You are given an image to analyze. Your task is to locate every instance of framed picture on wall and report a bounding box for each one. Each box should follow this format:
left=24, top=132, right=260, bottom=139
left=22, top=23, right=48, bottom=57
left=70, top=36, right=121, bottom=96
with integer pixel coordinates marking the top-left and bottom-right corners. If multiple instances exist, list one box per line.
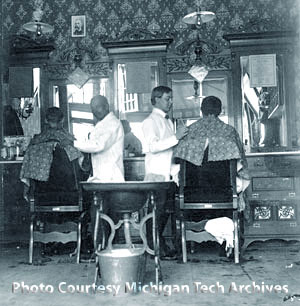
left=71, top=15, right=86, bottom=37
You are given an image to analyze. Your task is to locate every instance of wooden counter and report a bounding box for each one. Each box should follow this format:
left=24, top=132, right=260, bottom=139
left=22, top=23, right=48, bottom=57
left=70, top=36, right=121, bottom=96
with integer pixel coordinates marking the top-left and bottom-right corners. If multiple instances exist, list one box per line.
left=243, top=152, right=300, bottom=250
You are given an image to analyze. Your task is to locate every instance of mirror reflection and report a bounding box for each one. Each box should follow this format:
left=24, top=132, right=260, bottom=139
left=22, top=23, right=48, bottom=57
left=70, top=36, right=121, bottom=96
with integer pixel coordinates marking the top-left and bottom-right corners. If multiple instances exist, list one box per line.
left=241, top=55, right=287, bottom=151
left=53, top=77, right=109, bottom=142
left=116, top=61, right=159, bottom=149
left=171, top=75, right=229, bottom=123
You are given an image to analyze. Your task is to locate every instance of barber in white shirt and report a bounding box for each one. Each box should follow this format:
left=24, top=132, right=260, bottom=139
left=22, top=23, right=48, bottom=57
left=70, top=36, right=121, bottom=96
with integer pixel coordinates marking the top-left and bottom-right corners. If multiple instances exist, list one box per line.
left=75, top=95, right=124, bottom=183
left=142, top=86, right=188, bottom=259
left=75, top=95, right=124, bottom=252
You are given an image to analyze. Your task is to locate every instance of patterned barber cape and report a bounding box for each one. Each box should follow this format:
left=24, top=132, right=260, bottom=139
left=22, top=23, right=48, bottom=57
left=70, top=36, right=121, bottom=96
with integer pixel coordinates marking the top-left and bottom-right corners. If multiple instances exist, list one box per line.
left=173, top=116, right=244, bottom=166
left=20, top=129, right=82, bottom=183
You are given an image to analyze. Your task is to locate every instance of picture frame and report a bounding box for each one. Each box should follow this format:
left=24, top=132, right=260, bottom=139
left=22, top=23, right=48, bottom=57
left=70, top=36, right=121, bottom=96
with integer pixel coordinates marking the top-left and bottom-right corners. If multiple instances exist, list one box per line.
left=71, top=15, right=86, bottom=37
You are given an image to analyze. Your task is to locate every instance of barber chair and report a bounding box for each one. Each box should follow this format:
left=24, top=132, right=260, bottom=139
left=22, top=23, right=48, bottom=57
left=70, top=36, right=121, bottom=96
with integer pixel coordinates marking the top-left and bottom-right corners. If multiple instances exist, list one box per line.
left=28, top=145, right=85, bottom=264
left=177, top=156, right=240, bottom=264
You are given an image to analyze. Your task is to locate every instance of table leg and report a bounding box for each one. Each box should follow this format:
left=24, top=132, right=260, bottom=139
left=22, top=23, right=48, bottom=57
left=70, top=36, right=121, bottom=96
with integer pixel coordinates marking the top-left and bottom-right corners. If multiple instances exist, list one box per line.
left=151, top=192, right=162, bottom=287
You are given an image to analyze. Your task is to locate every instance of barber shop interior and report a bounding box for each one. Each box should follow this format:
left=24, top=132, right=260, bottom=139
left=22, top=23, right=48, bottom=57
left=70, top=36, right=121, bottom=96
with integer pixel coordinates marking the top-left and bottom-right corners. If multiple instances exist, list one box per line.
left=1, top=0, right=300, bottom=305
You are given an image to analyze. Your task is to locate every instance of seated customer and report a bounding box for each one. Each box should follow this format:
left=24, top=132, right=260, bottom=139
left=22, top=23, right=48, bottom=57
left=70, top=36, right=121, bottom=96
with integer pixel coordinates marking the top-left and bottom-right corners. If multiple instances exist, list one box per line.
left=20, top=107, right=82, bottom=195
left=173, top=95, right=247, bottom=186
left=173, top=96, right=250, bottom=253
left=20, top=107, right=84, bottom=256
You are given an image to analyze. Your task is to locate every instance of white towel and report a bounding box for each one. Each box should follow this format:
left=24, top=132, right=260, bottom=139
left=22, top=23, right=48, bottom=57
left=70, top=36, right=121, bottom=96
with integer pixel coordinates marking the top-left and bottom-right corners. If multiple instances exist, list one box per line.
left=204, top=217, right=234, bottom=250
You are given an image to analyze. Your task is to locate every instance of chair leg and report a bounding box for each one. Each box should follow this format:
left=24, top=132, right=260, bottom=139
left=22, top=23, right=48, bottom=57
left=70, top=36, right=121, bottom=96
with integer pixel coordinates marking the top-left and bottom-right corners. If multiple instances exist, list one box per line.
left=94, top=255, right=100, bottom=285
left=190, top=241, right=195, bottom=254
left=181, top=220, right=187, bottom=263
left=170, top=209, right=177, bottom=247
left=76, top=219, right=82, bottom=264
left=153, top=205, right=162, bottom=287
left=94, top=208, right=100, bottom=251
left=29, top=215, right=35, bottom=264
left=233, top=210, right=239, bottom=264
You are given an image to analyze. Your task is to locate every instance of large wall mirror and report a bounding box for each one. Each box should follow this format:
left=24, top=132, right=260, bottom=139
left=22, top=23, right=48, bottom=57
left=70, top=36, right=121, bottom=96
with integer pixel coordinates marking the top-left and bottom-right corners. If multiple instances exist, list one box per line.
left=169, top=70, right=233, bottom=126
left=241, top=54, right=287, bottom=151
left=224, top=31, right=296, bottom=153
left=2, top=67, right=41, bottom=157
left=103, top=38, right=172, bottom=152
left=113, top=59, right=160, bottom=147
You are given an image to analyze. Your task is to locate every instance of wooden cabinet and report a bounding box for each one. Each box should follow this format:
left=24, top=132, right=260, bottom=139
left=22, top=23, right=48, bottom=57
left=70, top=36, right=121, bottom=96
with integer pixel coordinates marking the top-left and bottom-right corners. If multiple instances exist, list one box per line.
left=224, top=31, right=300, bottom=249
left=243, top=153, right=300, bottom=249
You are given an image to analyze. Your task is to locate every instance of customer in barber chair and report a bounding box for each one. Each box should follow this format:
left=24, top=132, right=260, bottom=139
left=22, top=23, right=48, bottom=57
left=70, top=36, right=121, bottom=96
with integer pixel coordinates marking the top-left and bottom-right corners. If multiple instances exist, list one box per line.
left=20, top=107, right=84, bottom=255
left=173, top=96, right=250, bottom=256
left=21, top=107, right=83, bottom=196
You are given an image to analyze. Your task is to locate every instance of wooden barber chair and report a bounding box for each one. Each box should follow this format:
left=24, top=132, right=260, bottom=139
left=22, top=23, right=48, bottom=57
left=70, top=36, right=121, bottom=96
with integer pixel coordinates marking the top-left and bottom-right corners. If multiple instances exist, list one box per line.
left=28, top=145, right=85, bottom=264
left=177, top=152, right=240, bottom=264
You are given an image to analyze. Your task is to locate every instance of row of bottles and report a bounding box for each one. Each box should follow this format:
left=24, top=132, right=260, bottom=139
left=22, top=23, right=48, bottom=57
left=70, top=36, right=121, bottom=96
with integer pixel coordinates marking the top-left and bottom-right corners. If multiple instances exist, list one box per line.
left=0, top=140, right=22, bottom=160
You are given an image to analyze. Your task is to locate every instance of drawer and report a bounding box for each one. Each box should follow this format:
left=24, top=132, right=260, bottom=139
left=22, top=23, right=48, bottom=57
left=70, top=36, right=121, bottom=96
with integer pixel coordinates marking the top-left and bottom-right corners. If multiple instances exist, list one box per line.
left=250, top=201, right=297, bottom=221
left=247, top=157, right=268, bottom=171
left=252, top=177, right=294, bottom=191
left=244, top=220, right=299, bottom=235
left=245, top=200, right=300, bottom=236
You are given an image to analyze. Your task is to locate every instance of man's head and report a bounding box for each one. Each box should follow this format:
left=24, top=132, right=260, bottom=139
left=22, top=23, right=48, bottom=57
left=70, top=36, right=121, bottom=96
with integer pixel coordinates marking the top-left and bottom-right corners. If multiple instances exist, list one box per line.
left=151, top=86, right=173, bottom=113
left=201, top=96, right=222, bottom=117
left=74, top=18, right=82, bottom=32
left=90, top=95, right=109, bottom=122
left=45, top=107, right=64, bottom=129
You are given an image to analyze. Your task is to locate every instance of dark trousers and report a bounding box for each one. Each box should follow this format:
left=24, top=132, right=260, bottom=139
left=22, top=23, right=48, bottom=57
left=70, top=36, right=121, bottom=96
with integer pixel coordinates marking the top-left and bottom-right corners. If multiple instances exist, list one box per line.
left=147, top=189, right=174, bottom=251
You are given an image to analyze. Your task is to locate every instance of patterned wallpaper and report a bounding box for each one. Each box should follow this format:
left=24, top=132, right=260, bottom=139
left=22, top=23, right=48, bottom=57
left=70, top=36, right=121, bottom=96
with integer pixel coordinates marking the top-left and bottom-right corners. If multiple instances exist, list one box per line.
left=2, top=0, right=299, bottom=64
left=1, top=0, right=300, bottom=135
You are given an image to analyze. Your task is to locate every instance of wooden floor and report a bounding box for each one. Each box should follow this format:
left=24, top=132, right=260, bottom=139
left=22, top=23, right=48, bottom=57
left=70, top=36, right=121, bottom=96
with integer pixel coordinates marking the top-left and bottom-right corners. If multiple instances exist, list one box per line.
left=1, top=237, right=300, bottom=306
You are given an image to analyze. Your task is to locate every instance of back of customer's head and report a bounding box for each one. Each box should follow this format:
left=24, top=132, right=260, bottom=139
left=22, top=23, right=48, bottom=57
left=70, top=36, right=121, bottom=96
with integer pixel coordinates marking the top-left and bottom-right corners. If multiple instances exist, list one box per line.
left=46, top=107, right=64, bottom=129
left=201, top=96, right=222, bottom=117
left=90, top=95, right=109, bottom=121
left=151, top=85, right=172, bottom=105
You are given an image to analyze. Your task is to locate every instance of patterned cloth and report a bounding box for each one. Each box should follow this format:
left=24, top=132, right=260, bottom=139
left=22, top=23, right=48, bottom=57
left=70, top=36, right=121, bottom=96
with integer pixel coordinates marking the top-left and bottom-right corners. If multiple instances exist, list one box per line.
left=20, top=129, right=82, bottom=184
left=173, top=116, right=244, bottom=166
left=173, top=115, right=250, bottom=212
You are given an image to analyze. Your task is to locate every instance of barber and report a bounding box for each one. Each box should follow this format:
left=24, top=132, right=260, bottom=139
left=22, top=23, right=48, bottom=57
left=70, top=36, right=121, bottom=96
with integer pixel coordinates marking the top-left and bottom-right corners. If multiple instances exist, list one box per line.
left=142, top=85, right=188, bottom=260
left=74, top=95, right=124, bottom=251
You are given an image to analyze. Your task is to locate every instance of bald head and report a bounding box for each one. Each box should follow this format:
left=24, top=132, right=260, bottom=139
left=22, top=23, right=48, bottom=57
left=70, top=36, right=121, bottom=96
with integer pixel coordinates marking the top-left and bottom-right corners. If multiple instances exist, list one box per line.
left=90, top=95, right=109, bottom=122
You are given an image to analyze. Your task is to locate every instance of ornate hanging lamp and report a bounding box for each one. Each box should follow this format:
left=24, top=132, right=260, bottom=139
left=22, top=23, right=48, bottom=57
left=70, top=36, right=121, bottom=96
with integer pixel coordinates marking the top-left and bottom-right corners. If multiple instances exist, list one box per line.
left=23, top=0, right=54, bottom=37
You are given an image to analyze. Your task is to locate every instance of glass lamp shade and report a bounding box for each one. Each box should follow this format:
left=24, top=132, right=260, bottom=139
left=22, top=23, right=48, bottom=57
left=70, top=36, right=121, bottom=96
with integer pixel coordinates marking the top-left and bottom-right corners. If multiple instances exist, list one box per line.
left=23, top=21, right=54, bottom=35
left=182, top=11, right=215, bottom=26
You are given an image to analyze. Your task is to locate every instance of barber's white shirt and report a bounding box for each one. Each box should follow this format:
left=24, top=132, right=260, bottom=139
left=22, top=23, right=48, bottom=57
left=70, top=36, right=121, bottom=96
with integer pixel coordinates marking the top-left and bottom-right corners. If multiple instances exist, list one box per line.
left=142, top=108, right=178, bottom=181
left=75, top=112, right=124, bottom=182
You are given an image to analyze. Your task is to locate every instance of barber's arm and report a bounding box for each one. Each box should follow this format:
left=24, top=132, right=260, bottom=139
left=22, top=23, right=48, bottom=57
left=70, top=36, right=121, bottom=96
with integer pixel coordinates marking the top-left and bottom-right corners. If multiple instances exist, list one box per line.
left=74, top=125, right=120, bottom=153
left=142, top=118, right=180, bottom=153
